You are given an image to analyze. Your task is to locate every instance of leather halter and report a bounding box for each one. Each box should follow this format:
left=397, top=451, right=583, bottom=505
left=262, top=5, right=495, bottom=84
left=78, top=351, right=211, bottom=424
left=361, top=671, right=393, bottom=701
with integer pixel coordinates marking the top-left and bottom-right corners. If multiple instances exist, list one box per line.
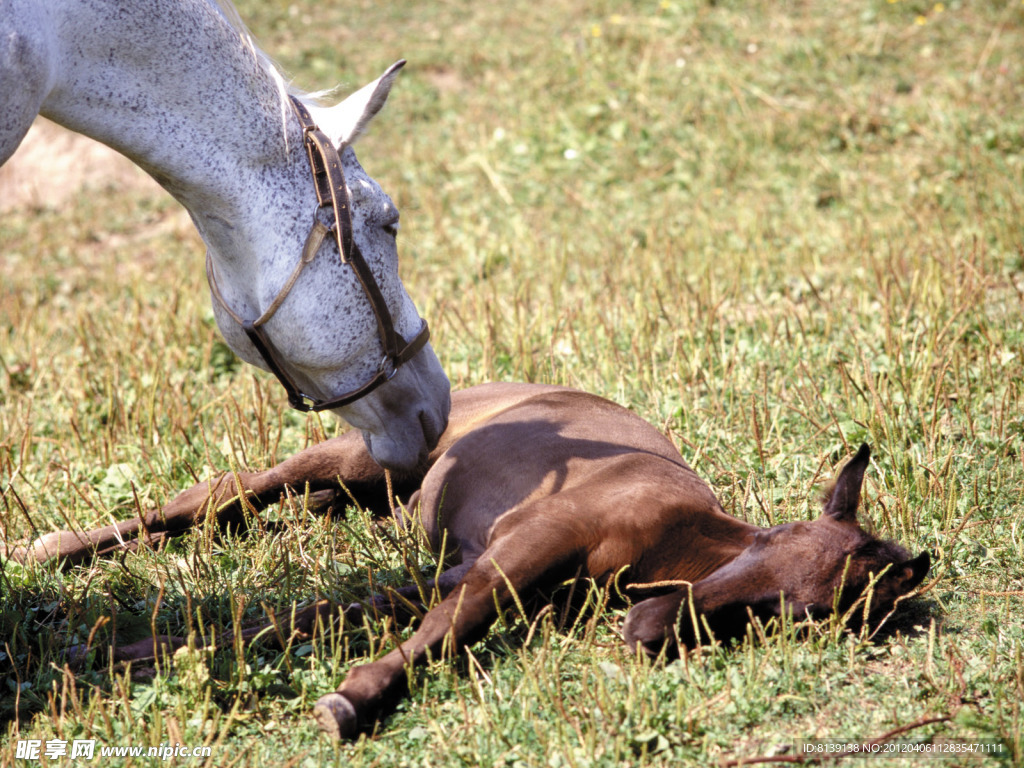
left=206, top=96, right=430, bottom=412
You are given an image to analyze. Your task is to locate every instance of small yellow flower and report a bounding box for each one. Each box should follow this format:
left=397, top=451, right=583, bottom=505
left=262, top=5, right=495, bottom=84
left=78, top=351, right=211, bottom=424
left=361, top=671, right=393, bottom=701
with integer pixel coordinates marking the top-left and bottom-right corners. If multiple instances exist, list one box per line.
left=660, top=0, right=671, bottom=8
left=915, top=14, right=927, bottom=24
left=933, top=2, right=945, bottom=11
left=609, top=14, right=624, bottom=25
left=591, top=24, right=602, bottom=37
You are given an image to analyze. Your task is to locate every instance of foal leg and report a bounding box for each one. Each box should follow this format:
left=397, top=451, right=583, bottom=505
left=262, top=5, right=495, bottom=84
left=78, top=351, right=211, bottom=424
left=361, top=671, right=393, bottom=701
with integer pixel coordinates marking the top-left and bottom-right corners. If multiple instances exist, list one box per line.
left=85, top=599, right=364, bottom=669
left=7, top=430, right=388, bottom=566
left=313, top=507, right=588, bottom=739
left=92, top=564, right=476, bottom=669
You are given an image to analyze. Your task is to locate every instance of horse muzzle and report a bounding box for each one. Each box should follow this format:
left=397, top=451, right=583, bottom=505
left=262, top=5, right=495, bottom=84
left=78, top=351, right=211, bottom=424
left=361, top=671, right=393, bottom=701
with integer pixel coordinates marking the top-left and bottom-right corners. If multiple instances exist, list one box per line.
left=334, top=343, right=450, bottom=472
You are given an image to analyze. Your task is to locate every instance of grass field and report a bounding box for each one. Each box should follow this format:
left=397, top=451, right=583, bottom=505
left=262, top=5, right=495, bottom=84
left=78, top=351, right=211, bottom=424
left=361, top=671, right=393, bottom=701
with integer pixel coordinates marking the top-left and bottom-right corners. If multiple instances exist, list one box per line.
left=2, top=0, right=1023, bottom=764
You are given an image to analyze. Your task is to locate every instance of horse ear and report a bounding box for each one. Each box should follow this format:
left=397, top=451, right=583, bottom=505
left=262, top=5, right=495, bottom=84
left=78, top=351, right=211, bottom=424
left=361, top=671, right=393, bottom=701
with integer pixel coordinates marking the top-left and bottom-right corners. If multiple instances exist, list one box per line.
left=900, top=551, right=931, bottom=590
left=327, top=59, right=406, bottom=146
left=823, top=443, right=871, bottom=523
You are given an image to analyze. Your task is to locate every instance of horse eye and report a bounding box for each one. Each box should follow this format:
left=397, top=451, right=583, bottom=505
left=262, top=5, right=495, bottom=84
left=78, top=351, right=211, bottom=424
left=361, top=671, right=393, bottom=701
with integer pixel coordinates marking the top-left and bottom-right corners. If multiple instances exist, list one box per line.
left=383, top=220, right=399, bottom=239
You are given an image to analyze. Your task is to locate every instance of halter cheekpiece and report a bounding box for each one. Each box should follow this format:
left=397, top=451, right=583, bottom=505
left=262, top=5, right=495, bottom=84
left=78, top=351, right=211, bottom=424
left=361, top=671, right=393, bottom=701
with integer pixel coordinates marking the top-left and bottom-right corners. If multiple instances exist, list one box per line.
left=206, top=96, right=430, bottom=412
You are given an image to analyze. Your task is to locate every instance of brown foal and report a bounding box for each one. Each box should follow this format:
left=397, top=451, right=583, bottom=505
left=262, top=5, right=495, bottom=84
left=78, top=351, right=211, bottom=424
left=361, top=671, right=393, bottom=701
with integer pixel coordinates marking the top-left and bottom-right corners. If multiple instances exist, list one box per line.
left=7, top=383, right=930, bottom=739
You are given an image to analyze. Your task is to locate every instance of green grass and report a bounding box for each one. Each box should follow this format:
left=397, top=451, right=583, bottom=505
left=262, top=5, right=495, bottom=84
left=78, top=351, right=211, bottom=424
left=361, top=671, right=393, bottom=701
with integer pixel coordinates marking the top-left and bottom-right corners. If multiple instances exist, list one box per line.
left=2, top=0, right=1023, bottom=764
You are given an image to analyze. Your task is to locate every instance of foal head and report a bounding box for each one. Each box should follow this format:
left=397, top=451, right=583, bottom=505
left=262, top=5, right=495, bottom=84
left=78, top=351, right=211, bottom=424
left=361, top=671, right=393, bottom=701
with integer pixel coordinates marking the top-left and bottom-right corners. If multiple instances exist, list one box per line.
left=624, top=445, right=930, bottom=657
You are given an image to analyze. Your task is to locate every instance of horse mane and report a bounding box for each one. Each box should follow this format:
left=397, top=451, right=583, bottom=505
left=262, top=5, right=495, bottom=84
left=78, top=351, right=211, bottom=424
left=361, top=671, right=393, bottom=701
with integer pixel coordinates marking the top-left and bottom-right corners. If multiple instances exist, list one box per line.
left=204, top=0, right=392, bottom=149
left=205, top=0, right=335, bottom=148
left=207, top=0, right=337, bottom=104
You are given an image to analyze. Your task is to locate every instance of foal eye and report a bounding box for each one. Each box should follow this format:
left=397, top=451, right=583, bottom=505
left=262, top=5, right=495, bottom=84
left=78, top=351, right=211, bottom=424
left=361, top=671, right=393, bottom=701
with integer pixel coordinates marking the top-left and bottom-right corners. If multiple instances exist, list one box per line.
left=382, top=220, right=400, bottom=239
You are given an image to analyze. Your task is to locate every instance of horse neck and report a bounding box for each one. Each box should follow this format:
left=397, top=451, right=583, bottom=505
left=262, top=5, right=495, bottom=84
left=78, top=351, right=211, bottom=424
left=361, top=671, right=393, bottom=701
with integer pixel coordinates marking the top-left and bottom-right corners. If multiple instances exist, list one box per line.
left=40, top=0, right=302, bottom=222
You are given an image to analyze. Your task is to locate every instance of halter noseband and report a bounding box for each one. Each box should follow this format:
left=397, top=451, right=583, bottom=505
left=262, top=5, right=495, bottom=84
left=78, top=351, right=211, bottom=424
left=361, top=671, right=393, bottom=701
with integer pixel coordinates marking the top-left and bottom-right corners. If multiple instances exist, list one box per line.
left=206, top=96, right=430, bottom=412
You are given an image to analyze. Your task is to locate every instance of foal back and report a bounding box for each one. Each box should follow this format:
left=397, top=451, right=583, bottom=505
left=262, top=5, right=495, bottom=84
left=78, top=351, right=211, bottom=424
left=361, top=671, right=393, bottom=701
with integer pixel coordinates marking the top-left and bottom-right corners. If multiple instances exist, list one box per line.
left=412, top=385, right=737, bottom=580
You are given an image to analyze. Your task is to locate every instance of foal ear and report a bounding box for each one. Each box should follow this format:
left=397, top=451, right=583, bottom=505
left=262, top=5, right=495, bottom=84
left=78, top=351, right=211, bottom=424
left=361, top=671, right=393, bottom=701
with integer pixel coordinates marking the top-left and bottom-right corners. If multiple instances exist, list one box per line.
left=327, top=60, right=406, bottom=146
left=823, top=443, right=871, bottom=523
left=900, top=551, right=931, bottom=591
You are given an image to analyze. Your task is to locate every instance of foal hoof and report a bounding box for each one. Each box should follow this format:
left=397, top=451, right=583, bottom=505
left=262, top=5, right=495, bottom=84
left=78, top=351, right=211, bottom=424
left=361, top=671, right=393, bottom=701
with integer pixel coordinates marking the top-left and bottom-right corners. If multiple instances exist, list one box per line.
left=313, top=692, right=359, bottom=740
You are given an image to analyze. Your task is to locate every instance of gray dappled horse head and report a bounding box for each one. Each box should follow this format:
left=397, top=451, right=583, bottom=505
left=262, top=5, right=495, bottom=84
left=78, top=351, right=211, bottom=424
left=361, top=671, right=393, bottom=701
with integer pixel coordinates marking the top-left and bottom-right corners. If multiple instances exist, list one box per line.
left=0, top=0, right=450, bottom=469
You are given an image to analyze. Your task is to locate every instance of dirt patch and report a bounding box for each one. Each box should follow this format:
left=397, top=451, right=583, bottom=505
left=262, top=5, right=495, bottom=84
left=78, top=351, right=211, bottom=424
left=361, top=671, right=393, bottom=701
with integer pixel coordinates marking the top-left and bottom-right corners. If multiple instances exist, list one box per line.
left=0, top=118, right=164, bottom=214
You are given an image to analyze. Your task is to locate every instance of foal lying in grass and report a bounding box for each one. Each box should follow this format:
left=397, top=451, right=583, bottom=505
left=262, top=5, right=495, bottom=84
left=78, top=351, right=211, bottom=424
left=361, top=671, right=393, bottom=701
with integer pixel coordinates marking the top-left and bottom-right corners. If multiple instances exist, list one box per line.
left=10, top=383, right=930, bottom=739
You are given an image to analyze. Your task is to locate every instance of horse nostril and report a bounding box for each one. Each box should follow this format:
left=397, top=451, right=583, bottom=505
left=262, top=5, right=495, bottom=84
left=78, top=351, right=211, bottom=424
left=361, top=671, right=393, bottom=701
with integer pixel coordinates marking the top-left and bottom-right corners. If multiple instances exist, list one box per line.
left=418, top=409, right=441, bottom=451
left=419, top=391, right=449, bottom=450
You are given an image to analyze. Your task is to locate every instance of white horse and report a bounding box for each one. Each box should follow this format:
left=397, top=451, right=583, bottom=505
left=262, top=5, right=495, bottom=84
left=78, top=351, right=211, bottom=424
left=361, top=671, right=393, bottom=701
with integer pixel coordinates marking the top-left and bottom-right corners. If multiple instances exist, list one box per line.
left=0, top=0, right=450, bottom=471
